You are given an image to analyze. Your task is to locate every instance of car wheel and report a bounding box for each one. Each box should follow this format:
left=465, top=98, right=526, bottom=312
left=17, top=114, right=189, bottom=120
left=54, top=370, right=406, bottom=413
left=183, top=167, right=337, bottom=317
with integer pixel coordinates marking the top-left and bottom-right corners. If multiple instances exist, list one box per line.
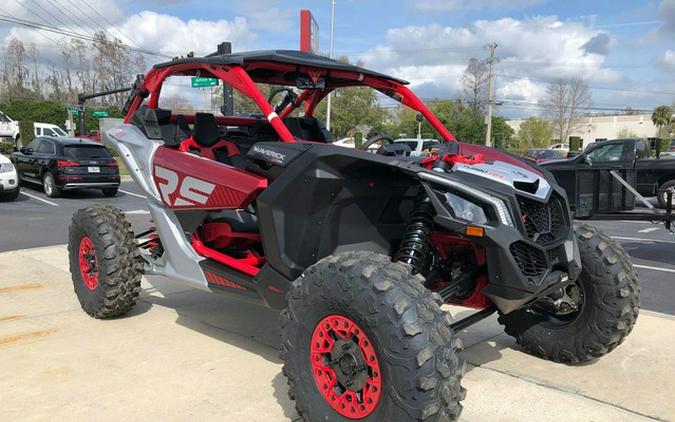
left=657, top=180, right=675, bottom=209
left=102, top=187, right=118, bottom=197
left=42, top=172, right=61, bottom=198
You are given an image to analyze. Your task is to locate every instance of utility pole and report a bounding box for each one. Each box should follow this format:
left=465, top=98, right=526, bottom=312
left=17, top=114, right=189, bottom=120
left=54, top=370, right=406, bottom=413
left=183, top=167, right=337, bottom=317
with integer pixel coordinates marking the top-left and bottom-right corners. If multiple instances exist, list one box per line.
left=326, top=0, right=336, bottom=131
left=484, top=42, right=497, bottom=147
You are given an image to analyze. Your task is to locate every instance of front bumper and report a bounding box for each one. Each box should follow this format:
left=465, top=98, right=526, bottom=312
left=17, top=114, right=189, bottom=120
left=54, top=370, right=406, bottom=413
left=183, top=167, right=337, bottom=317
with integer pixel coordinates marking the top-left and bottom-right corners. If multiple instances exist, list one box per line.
left=56, top=174, right=120, bottom=190
left=0, top=172, right=19, bottom=192
left=424, top=180, right=582, bottom=315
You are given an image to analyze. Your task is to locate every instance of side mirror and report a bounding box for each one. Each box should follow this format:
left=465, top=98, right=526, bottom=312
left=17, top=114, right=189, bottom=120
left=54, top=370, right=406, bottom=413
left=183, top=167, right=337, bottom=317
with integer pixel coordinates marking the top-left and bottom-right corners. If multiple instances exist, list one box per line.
left=22, top=147, right=33, bottom=155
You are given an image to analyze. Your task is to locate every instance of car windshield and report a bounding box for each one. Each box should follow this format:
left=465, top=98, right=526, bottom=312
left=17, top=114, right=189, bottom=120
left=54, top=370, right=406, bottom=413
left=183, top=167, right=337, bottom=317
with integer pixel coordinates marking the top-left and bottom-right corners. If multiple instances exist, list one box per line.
left=52, top=127, right=67, bottom=136
left=64, top=145, right=111, bottom=159
left=537, top=150, right=564, bottom=159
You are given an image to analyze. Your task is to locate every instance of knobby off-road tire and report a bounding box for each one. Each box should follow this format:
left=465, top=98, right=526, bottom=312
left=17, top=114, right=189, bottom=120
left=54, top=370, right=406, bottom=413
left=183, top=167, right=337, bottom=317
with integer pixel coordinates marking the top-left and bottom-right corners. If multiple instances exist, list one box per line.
left=280, top=251, right=465, bottom=422
left=499, top=223, right=640, bottom=363
left=68, top=204, right=143, bottom=318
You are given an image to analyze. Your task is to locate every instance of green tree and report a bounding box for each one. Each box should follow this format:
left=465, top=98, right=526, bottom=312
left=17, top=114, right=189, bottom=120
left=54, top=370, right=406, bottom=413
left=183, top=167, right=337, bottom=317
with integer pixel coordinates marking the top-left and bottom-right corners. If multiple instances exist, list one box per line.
left=491, top=116, right=515, bottom=149
left=314, top=87, right=385, bottom=139
left=652, top=105, right=673, bottom=137
left=617, top=127, right=638, bottom=138
left=517, top=117, right=553, bottom=149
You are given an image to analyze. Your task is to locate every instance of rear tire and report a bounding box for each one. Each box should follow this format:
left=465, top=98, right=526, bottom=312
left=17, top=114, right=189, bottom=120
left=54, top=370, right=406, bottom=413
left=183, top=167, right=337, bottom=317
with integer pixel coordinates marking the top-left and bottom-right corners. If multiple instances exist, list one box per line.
left=499, top=224, right=639, bottom=363
left=657, top=180, right=675, bottom=208
left=281, top=251, right=465, bottom=421
left=68, top=205, right=143, bottom=318
left=42, top=172, right=61, bottom=198
left=102, top=187, right=118, bottom=197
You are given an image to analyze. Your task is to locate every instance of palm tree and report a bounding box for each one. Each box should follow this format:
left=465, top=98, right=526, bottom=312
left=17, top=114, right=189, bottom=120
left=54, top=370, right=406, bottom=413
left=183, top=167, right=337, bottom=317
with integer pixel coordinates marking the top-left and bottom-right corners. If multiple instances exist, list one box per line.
left=652, top=105, right=673, bottom=137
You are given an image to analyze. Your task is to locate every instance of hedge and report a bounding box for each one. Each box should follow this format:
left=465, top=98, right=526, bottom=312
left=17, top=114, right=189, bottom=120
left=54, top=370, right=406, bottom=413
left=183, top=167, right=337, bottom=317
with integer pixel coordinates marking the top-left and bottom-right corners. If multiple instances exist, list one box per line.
left=18, top=121, right=35, bottom=146
left=569, top=136, right=582, bottom=152
left=655, top=138, right=671, bottom=158
left=0, top=140, right=14, bottom=155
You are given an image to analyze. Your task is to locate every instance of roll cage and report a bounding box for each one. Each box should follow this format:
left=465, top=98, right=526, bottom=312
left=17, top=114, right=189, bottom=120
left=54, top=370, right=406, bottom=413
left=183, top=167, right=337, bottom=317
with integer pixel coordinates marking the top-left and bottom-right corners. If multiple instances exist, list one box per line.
left=123, top=50, right=457, bottom=144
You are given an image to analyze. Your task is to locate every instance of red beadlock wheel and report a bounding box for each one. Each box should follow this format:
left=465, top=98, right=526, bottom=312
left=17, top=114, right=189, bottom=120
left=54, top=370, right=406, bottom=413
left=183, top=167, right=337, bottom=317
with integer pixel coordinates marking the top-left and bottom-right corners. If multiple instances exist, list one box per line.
left=78, top=236, right=98, bottom=291
left=310, top=314, right=382, bottom=419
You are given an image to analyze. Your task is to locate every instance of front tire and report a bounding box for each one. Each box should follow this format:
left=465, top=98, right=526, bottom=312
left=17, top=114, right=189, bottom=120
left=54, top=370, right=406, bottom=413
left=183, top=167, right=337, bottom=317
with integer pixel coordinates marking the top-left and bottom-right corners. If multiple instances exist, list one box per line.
left=42, top=172, right=61, bottom=198
left=68, top=205, right=143, bottom=318
left=657, top=180, right=675, bottom=208
left=499, top=224, right=639, bottom=363
left=281, top=251, right=465, bottom=421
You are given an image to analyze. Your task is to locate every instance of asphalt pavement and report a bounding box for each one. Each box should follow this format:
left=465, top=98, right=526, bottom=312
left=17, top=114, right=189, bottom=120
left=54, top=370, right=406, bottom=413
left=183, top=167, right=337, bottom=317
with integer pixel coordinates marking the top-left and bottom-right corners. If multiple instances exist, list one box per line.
left=1, top=179, right=674, bottom=315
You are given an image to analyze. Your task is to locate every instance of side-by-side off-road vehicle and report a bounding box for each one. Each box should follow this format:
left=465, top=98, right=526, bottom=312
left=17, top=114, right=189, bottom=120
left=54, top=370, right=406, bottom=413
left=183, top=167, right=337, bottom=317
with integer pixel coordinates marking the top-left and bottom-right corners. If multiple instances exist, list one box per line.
left=68, top=50, right=639, bottom=421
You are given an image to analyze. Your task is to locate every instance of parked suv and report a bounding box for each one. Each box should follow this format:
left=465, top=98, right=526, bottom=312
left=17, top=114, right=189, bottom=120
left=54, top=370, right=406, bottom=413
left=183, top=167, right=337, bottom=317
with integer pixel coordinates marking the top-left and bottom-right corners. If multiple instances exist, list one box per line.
left=0, top=153, right=19, bottom=201
left=11, top=137, right=120, bottom=197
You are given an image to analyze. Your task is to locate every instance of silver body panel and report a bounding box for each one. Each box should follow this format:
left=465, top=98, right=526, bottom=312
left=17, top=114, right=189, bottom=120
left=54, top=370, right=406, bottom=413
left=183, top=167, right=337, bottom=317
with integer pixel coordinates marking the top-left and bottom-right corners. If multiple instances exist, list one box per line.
left=106, top=124, right=209, bottom=290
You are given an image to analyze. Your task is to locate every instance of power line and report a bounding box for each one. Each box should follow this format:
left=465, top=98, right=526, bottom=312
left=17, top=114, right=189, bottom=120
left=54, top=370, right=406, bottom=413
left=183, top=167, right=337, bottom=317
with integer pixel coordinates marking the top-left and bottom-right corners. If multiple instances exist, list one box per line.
left=77, top=0, right=147, bottom=52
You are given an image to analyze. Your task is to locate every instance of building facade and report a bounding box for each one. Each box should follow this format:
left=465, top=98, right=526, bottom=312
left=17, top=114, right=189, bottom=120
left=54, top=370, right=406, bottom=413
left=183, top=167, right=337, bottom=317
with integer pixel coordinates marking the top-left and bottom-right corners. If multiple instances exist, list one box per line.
left=507, top=114, right=672, bottom=149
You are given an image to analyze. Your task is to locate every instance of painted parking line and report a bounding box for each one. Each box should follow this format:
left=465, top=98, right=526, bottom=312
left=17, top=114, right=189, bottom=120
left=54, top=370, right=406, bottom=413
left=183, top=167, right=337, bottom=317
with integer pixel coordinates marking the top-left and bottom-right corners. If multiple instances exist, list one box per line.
left=125, top=210, right=150, bottom=215
left=637, top=227, right=661, bottom=233
left=119, top=189, right=146, bottom=199
left=20, top=191, right=58, bottom=206
left=634, top=264, right=675, bottom=274
left=612, top=236, right=675, bottom=245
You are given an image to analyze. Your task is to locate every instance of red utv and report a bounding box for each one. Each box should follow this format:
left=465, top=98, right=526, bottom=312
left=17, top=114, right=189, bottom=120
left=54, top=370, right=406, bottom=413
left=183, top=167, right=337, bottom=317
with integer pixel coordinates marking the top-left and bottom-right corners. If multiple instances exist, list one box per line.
left=67, top=50, right=639, bottom=421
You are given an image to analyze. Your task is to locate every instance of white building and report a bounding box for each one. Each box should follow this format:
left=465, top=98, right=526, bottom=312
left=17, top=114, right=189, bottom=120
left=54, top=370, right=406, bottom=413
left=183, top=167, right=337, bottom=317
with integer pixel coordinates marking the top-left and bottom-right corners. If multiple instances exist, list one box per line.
left=507, top=114, right=671, bottom=149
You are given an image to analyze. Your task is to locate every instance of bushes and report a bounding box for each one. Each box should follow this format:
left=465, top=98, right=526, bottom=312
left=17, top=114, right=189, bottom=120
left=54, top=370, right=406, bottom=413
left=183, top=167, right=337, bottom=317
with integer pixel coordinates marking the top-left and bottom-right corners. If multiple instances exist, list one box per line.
left=655, top=138, right=671, bottom=158
left=569, top=136, right=582, bottom=152
left=0, top=141, right=15, bottom=155
left=0, top=99, right=66, bottom=127
left=18, top=121, right=35, bottom=146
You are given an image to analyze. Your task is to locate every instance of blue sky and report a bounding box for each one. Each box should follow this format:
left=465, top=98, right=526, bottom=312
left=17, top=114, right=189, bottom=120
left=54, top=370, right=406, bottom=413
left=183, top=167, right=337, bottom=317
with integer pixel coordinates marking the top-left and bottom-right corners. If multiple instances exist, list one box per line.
left=2, top=0, right=674, bottom=117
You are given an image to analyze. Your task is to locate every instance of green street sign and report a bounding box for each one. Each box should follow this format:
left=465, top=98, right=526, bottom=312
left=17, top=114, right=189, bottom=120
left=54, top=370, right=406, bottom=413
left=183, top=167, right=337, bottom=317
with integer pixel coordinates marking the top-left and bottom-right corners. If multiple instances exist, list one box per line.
left=91, top=110, right=109, bottom=118
left=67, top=107, right=79, bottom=115
left=191, top=77, right=219, bottom=88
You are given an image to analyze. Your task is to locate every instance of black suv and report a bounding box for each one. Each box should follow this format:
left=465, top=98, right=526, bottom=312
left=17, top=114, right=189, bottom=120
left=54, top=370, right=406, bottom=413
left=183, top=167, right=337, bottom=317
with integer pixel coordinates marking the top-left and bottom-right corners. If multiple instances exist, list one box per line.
left=11, top=136, right=120, bottom=198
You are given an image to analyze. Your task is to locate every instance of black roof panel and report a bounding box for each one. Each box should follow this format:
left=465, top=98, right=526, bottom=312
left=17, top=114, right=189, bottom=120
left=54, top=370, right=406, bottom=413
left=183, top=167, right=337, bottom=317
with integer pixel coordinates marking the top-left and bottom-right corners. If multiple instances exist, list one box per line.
left=153, top=49, right=408, bottom=84
left=41, top=136, right=103, bottom=146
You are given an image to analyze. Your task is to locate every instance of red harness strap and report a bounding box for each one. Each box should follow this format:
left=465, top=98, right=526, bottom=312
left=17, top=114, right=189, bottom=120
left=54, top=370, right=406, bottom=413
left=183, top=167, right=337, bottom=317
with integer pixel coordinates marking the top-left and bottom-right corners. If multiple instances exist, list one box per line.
left=179, top=137, right=240, bottom=160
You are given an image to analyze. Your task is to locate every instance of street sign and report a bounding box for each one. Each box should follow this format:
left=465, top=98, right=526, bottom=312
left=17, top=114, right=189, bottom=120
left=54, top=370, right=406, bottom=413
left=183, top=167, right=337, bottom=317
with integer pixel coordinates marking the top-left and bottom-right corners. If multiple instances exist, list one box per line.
left=91, top=111, right=109, bottom=118
left=191, top=77, right=219, bottom=88
left=67, top=107, right=79, bottom=116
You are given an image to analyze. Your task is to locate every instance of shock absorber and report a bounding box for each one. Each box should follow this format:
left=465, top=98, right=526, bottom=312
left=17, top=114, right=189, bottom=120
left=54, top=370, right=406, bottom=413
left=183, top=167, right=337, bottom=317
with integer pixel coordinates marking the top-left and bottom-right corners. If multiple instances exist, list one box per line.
left=395, top=189, right=435, bottom=275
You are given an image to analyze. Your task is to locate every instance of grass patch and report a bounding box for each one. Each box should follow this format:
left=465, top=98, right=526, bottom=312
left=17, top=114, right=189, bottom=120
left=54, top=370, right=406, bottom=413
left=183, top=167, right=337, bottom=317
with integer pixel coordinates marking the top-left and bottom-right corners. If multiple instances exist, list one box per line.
left=115, top=157, right=129, bottom=176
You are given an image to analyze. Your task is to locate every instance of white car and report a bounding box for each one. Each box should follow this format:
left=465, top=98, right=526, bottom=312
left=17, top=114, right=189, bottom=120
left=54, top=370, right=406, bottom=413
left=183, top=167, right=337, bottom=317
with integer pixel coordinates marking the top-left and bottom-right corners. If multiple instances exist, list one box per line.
left=0, top=111, right=20, bottom=148
left=394, top=138, right=440, bottom=156
left=333, top=137, right=380, bottom=151
left=34, top=123, right=68, bottom=138
left=0, top=153, right=19, bottom=201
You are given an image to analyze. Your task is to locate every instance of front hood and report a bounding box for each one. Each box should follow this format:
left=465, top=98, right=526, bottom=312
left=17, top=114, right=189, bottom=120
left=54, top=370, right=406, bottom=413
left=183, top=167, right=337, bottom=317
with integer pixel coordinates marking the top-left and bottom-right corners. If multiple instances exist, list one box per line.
left=452, top=160, right=552, bottom=200
left=0, top=154, right=11, bottom=165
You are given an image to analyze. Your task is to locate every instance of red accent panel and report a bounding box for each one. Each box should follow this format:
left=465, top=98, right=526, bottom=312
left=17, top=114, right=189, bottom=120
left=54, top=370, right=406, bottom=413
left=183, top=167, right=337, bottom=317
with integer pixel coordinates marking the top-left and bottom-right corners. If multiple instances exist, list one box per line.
left=205, top=271, right=247, bottom=290
left=430, top=232, right=491, bottom=309
left=178, top=138, right=240, bottom=161
left=199, top=222, right=260, bottom=249
left=153, top=146, right=266, bottom=210
left=459, top=143, right=542, bottom=175
left=192, top=236, right=260, bottom=276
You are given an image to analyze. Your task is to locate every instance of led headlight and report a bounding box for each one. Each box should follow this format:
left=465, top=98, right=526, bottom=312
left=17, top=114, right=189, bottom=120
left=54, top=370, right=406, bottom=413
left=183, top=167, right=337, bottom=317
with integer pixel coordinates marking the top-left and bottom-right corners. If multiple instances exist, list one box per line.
left=420, top=171, right=515, bottom=227
left=0, top=163, right=15, bottom=173
left=443, top=192, right=488, bottom=225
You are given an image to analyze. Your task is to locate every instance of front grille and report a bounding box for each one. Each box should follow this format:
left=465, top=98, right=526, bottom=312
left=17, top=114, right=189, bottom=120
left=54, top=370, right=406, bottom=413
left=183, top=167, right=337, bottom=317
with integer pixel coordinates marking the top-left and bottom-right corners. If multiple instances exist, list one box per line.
left=518, top=195, right=565, bottom=245
left=510, top=241, right=548, bottom=277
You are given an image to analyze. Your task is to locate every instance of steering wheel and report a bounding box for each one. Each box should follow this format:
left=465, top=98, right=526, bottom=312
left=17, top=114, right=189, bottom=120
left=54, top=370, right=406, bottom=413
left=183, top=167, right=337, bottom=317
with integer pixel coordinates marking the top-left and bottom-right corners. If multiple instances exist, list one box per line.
left=267, top=88, right=298, bottom=114
left=360, top=134, right=394, bottom=151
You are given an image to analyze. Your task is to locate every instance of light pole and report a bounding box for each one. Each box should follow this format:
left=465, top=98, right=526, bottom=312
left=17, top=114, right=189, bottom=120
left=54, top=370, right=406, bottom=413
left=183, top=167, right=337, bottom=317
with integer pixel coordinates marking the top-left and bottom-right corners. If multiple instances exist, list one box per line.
left=326, top=0, right=336, bottom=131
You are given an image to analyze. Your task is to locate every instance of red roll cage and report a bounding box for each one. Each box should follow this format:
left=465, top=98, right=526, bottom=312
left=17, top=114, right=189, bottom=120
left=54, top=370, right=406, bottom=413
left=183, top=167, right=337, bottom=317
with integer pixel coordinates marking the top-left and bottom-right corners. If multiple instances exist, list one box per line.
left=124, top=55, right=457, bottom=144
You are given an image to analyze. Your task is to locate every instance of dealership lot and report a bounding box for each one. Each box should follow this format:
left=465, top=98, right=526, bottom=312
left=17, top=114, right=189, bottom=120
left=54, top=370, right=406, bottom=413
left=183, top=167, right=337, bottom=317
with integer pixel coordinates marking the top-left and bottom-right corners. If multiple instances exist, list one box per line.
left=2, top=182, right=674, bottom=316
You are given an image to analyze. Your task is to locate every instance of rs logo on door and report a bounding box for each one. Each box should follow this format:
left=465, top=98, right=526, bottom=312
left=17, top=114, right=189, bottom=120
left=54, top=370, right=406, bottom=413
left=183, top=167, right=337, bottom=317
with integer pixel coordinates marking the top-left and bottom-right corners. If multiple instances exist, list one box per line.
left=154, top=166, right=215, bottom=206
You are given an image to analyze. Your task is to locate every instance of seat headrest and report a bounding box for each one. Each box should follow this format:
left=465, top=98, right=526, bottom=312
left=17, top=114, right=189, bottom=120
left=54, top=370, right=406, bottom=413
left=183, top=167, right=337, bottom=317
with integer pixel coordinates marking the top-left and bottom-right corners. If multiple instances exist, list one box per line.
left=192, top=113, right=221, bottom=147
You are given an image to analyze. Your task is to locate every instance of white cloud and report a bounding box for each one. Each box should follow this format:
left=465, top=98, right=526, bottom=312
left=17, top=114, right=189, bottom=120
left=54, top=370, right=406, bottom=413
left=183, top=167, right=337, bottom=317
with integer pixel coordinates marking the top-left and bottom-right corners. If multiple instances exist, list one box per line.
left=664, top=49, right=675, bottom=66
left=497, top=78, right=546, bottom=102
left=357, top=16, right=619, bottom=101
left=408, top=0, right=546, bottom=12
left=120, top=11, right=257, bottom=57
